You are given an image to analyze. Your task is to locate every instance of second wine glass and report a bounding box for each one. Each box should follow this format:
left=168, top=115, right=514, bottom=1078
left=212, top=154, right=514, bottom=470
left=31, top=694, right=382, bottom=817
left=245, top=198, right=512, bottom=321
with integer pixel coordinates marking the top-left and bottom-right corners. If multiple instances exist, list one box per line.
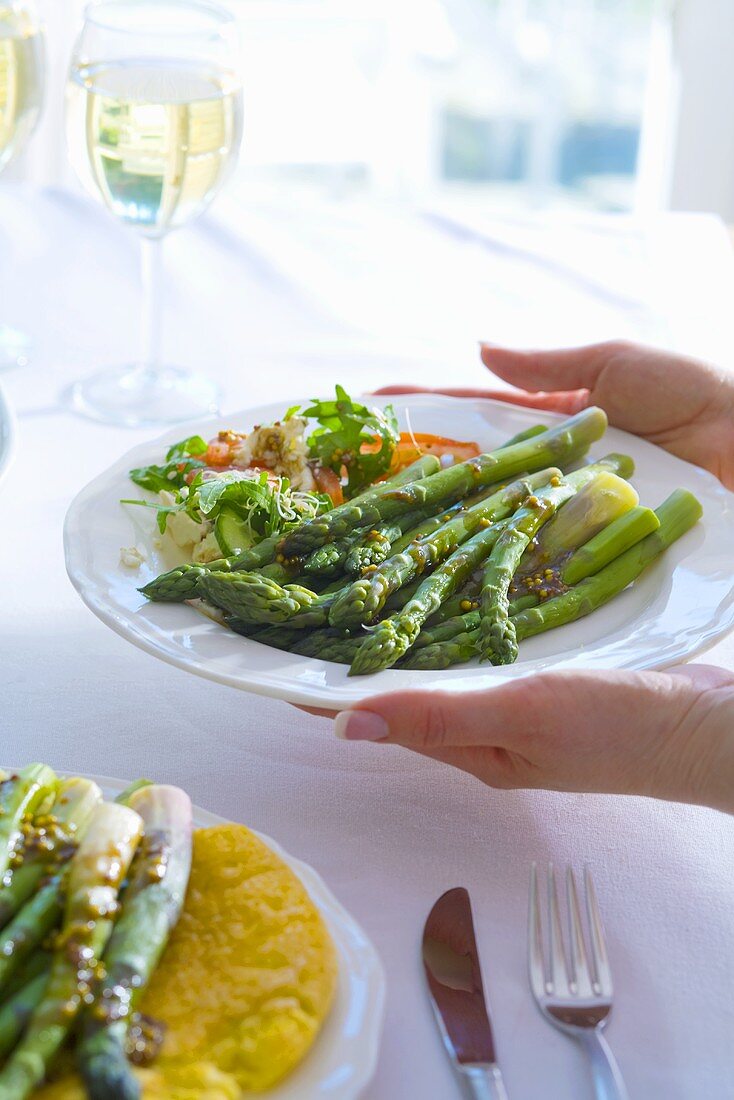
left=65, top=0, right=243, bottom=426
left=0, top=0, right=44, bottom=370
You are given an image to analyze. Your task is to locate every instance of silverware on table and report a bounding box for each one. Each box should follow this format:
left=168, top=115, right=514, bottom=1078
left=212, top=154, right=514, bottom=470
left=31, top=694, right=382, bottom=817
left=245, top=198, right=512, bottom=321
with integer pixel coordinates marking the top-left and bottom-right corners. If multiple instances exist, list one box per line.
left=423, top=887, right=509, bottom=1100
left=528, top=863, right=629, bottom=1100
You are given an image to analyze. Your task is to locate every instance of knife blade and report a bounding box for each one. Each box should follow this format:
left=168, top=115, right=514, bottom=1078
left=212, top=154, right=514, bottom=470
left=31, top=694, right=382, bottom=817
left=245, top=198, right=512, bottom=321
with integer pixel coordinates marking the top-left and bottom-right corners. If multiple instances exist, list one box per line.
left=423, top=887, right=509, bottom=1100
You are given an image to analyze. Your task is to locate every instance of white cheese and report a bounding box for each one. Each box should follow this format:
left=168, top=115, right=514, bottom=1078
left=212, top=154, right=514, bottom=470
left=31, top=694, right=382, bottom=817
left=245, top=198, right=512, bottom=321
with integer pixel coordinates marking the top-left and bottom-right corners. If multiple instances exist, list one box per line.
left=119, top=546, right=146, bottom=569
left=233, top=416, right=314, bottom=490
left=192, top=531, right=223, bottom=563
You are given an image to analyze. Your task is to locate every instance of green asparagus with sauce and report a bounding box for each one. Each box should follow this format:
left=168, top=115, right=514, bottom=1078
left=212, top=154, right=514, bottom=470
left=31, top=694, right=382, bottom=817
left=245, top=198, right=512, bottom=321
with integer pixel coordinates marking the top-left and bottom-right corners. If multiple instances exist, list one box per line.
left=478, top=460, right=635, bottom=665
left=78, top=784, right=193, bottom=1100
left=281, top=407, right=608, bottom=556
left=0, top=802, right=144, bottom=1100
left=402, top=490, right=702, bottom=670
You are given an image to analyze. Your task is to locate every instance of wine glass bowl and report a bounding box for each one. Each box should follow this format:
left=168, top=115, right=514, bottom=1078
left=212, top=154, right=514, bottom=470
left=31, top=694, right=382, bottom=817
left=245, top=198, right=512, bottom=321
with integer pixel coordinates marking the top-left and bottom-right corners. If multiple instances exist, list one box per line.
left=65, top=0, right=243, bottom=426
left=0, top=1, right=43, bottom=171
left=0, top=0, right=44, bottom=369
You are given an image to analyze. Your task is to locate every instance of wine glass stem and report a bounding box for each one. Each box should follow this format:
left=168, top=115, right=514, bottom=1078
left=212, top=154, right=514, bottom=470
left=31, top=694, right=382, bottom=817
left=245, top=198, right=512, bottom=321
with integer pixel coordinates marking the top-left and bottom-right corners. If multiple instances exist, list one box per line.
left=141, top=235, right=163, bottom=376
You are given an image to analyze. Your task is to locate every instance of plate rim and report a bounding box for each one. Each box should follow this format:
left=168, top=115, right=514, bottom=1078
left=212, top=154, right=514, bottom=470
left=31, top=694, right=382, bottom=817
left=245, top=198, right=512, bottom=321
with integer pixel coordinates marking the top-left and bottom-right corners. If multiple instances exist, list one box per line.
left=64, top=392, right=734, bottom=709
left=13, top=768, right=386, bottom=1100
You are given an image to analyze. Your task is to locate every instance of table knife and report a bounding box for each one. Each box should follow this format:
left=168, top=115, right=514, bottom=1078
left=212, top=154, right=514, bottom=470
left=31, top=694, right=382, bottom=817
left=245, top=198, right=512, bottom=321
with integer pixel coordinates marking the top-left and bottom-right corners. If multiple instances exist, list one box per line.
left=422, top=887, right=509, bottom=1100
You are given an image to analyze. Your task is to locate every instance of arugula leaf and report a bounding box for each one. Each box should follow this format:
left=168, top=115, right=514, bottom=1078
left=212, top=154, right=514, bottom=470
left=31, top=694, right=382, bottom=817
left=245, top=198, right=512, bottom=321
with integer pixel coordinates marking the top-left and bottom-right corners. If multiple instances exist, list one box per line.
left=128, top=459, right=203, bottom=494
left=303, top=385, right=399, bottom=497
left=197, top=472, right=274, bottom=519
left=165, top=435, right=208, bottom=461
left=129, top=435, right=208, bottom=493
left=120, top=498, right=189, bottom=534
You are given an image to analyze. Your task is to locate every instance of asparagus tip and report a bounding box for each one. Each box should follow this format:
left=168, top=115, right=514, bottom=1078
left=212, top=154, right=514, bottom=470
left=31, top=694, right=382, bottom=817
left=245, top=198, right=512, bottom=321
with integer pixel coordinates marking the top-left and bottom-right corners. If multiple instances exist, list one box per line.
left=349, top=621, right=411, bottom=675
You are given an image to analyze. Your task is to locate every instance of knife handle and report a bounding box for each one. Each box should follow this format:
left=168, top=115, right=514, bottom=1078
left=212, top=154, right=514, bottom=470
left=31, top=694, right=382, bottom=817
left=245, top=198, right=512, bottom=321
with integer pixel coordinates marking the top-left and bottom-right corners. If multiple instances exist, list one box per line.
left=457, top=1064, right=509, bottom=1100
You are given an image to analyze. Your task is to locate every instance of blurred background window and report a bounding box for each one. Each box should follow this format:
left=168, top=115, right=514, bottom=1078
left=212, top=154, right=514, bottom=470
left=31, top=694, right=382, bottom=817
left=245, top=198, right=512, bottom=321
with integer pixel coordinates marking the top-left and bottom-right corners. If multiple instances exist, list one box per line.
left=21, top=0, right=734, bottom=221
left=223, top=0, right=673, bottom=212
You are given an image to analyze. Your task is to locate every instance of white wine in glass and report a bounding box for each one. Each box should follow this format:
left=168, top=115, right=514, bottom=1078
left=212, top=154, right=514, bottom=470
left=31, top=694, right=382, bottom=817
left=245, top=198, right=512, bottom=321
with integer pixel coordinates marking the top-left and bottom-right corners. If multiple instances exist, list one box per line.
left=0, top=1, right=44, bottom=369
left=65, top=1, right=243, bottom=427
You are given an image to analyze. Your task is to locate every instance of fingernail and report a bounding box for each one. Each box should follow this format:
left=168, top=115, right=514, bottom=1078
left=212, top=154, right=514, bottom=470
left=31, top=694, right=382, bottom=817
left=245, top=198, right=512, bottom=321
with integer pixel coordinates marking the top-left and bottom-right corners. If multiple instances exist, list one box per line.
left=334, top=710, right=389, bottom=741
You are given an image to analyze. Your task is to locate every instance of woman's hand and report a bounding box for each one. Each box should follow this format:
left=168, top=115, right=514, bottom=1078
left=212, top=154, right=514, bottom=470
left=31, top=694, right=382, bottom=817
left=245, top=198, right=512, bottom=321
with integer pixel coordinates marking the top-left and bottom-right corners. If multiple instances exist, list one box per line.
left=333, top=665, right=734, bottom=812
left=377, top=340, right=734, bottom=490
left=324, top=341, right=734, bottom=811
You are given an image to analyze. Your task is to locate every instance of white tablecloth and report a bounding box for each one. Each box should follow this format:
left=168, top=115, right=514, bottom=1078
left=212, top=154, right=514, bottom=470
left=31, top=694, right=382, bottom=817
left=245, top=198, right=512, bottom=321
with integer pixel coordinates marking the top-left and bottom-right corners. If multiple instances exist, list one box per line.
left=2, top=186, right=734, bottom=1100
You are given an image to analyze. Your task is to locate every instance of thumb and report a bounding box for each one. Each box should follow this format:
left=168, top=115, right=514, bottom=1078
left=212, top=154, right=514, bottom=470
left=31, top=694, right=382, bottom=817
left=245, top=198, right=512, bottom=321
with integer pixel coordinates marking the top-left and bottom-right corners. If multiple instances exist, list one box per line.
left=480, top=342, right=615, bottom=394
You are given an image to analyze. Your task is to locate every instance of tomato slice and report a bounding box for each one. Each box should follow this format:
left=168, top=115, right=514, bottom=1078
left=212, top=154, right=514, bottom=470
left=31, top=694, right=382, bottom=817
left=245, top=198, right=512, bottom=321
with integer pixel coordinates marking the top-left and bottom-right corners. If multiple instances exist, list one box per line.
left=204, top=440, right=234, bottom=467
left=384, top=433, right=480, bottom=472
left=312, top=465, right=344, bottom=505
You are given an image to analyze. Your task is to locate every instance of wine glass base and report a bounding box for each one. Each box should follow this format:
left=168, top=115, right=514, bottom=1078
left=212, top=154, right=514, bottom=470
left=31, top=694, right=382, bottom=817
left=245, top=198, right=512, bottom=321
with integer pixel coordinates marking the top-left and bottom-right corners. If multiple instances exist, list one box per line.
left=68, top=365, right=221, bottom=428
left=0, top=325, right=31, bottom=371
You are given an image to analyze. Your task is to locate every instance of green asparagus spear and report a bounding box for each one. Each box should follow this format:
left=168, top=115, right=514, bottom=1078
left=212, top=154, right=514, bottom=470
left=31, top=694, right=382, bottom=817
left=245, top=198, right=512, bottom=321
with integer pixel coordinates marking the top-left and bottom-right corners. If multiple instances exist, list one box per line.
left=479, top=461, right=634, bottom=665
left=0, top=766, right=57, bottom=883
left=338, top=433, right=543, bottom=577
left=413, top=610, right=481, bottom=648
left=199, top=572, right=323, bottom=624
left=139, top=532, right=285, bottom=602
left=403, top=490, right=702, bottom=669
left=0, top=970, right=50, bottom=1060
left=401, top=626, right=480, bottom=670
left=302, top=537, right=353, bottom=577
left=0, top=802, right=143, bottom=1100
left=236, top=623, right=311, bottom=648
left=350, top=520, right=509, bottom=674
left=388, top=504, right=465, bottom=555
left=424, top=588, right=480, bottom=626
left=0, top=950, right=51, bottom=1004
left=512, top=489, right=702, bottom=641
left=518, top=465, right=637, bottom=577
left=561, top=506, right=660, bottom=585
left=291, top=630, right=365, bottom=664
left=328, top=469, right=558, bottom=631
left=281, top=407, right=608, bottom=556
left=344, top=521, right=408, bottom=576
left=304, top=511, right=422, bottom=578
left=301, top=457, right=442, bottom=577
left=78, top=785, right=193, bottom=1100
left=114, top=779, right=153, bottom=805
left=0, top=778, right=102, bottom=931
left=0, top=879, right=64, bottom=993
left=500, top=424, right=548, bottom=446
left=410, top=593, right=538, bottom=649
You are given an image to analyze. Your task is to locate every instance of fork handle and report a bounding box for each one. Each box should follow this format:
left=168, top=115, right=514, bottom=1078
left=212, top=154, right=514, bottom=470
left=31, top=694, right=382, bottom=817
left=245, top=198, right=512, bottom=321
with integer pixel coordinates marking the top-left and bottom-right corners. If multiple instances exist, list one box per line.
left=580, top=1029, right=629, bottom=1100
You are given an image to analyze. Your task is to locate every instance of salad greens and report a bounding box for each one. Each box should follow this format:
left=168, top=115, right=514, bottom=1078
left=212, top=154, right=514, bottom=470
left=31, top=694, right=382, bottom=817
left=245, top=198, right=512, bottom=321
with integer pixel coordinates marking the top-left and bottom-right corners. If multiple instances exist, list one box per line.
left=300, top=385, right=400, bottom=498
left=128, top=436, right=208, bottom=494
left=124, top=470, right=332, bottom=543
left=124, top=386, right=399, bottom=551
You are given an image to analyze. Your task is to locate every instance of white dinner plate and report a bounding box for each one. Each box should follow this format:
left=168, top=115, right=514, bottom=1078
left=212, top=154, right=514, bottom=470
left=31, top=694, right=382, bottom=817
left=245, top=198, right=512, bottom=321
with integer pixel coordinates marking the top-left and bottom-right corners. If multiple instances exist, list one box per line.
left=64, top=394, right=734, bottom=709
left=44, top=772, right=385, bottom=1100
left=0, top=381, right=16, bottom=487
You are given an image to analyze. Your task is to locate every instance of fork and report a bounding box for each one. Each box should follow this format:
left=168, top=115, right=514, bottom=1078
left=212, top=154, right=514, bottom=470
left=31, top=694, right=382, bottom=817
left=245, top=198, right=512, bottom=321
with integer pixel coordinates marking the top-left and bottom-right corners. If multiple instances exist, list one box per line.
left=528, top=864, right=629, bottom=1100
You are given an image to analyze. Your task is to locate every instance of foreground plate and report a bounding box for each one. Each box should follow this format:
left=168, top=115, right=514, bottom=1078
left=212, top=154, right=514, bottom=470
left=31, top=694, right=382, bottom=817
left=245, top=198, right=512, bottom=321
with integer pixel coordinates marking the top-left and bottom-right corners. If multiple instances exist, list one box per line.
left=64, top=394, right=734, bottom=709
left=85, top=774, right=384, bottom=1100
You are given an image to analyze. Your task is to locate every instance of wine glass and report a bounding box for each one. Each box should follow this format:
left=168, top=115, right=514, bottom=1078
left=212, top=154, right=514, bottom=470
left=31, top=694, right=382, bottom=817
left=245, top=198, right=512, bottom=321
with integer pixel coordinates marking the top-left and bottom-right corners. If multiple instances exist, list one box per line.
left=0, top=0, right=44, bottom=370
left=65, top=0, right=243, bottom=427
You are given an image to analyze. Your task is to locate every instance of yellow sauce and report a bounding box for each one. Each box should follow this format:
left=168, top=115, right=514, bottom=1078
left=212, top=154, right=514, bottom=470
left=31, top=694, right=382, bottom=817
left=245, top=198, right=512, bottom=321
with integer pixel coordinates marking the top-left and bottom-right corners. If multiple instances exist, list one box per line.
left=36, top=824, right=338, bottom=1098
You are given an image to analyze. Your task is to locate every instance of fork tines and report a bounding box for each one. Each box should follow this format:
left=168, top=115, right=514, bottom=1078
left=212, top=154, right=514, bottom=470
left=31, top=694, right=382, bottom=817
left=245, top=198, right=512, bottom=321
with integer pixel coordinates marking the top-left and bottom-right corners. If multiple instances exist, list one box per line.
left=529, top=863, right=613, bottom=1001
